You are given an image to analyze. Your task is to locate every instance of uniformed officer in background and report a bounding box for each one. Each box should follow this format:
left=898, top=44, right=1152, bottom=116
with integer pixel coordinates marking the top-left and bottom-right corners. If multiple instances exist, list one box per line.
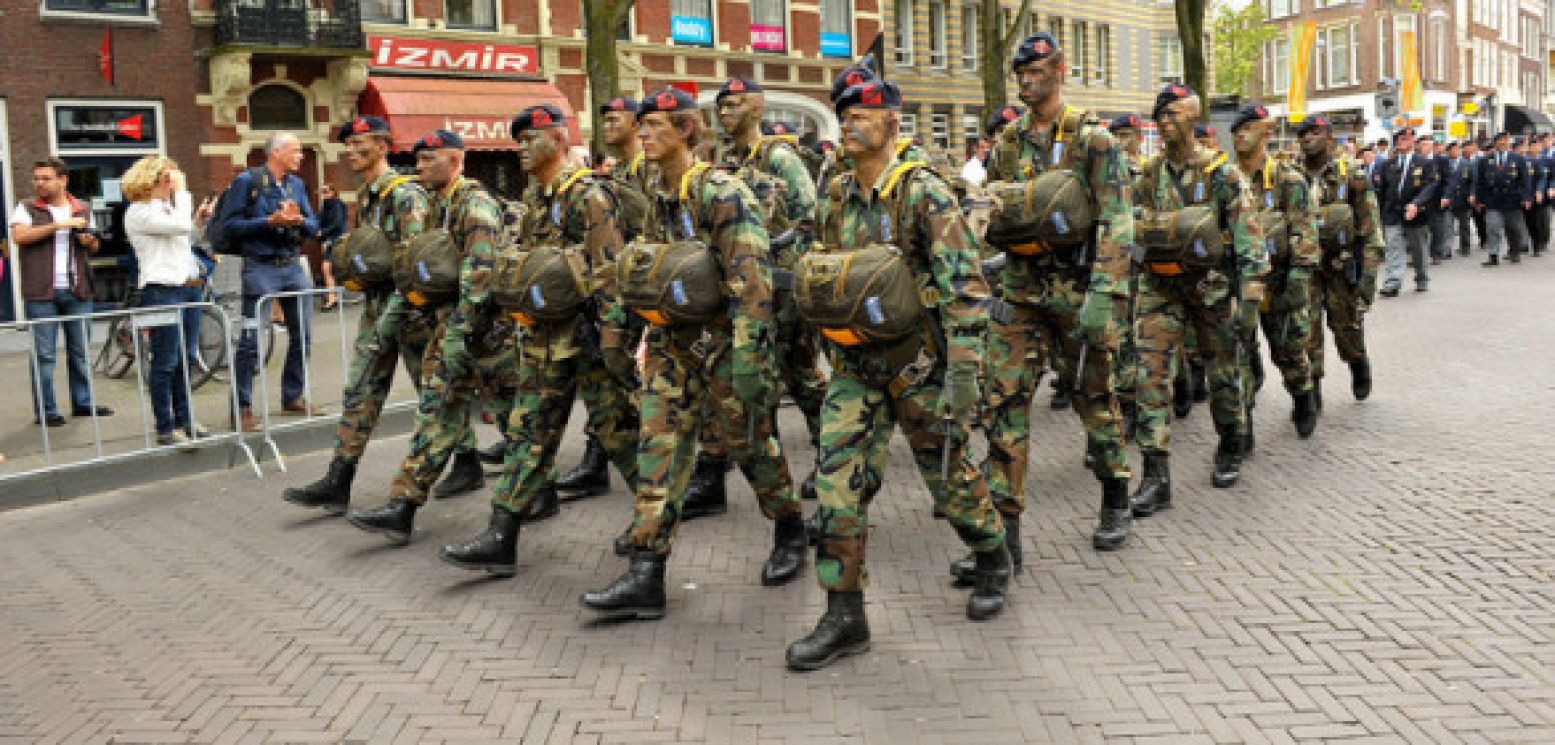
left=1470, top=131, right=1532, bottom=268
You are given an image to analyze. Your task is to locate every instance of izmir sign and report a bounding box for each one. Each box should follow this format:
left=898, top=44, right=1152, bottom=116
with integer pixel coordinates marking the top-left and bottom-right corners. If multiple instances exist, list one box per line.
left=368, top=36, right=539, bottom=77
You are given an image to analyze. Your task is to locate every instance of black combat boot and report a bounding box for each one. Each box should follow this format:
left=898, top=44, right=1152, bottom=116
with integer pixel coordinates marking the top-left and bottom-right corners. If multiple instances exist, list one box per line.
left=579, top=551, right=667, bottom=620
left=432, top=450, right=484, bottom=498
left=760, top=513, right=809, bottom=586
left=555, top=437, right=610, bottom=497
left=282, top=459, right=355, bottom=514
left=346, top=498, right=418, bottom=544
left=440, top=506, right=520, bottom=576
left=786, top=591, right=871, bottom=671
left=1190, top=361, right=1209, bottom=403
left=1211, top=435, right=1243, bottom=489
left=799, top=470, right=818, bottom=501
left=1130, top=453, right=1172, bottom=517
left=1292, top=389, right=1318, bottom=438
left=612, top=523, right=634, bottom=557
left=521, top=483, right=561, bottom=523
left=1482, top=253, right=1500, bottom=267
left=477, top=440, right=507, bottom=466
left=966, top=546, right=1011, bottom=621
left=679, top=455, right=729, bottom=521
left=1313, top=378, right=1324, bottom=413
left=1172, top=369, right=1194, bottom=419
left=1120, top=400, right=1138, bottom=443
left=1350, top=359, right=1372, bottom=401
left=1242, top=407, right=1257, bottom=456
left=1092, top=478, right=1131, bottom=551
left=950, top=512, right=1021, bottom=586
left=1509, top=248, right=1522, bottom=263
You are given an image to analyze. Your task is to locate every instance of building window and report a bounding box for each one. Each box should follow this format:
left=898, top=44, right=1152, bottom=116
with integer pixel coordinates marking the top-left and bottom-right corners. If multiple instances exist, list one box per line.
left=671, top=0, right=715, bottom=46
left=1160, top=35, right=1183, bottom=82
left=931, top=111, right=950, bottom=151
left=1321, top=24, right=1354, bottom=88
left=820, top=0, right=852, bottom=57
left=1098, top=24, right=1113, bottom=86
left=1048, top=16, right=1064, bottom=51
left=894, top=0, right=914, bottom=66
left=446, top=0, right=495, bottom=30
left=1267, top=0, right=1294, bottom=20
left=1071, top=20, right=1088, bottom=84
left=1265, top=37, right=1289, bottom=94
left=617, top=7, right=634, bottom=41
left=751, top=0, right=787, bottom=52
left=900, top=112, right=917, bottom=138
left=928, top=1, right=948, bottom=68
left=248, top=85, right=309, bottom=130
left=960, top=4, right=978, bottom=71
left=42, top=0, right=149, bottom=16
left=360, top=0, right=406, bottom=23
left=962, top=112, right=981, bottom=143
left=1392, top=14, right=1416, bottom=84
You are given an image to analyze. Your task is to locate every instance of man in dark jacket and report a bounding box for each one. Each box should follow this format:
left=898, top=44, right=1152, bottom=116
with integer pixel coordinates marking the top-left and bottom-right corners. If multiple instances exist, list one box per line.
left=1422, top=138, right=1453, bottom=263
left=1470, top=131, right=1533, bottom=267
left=1518, top=137, right=1549, bottom=258
left=1442, top=141, right=1476, bottom=256
left=1372, top=128, right=1439, bottom=295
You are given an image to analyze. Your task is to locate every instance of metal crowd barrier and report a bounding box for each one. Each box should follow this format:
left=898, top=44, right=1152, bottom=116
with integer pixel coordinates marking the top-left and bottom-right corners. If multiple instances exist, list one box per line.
left=0, top=301, right=260, bottom=485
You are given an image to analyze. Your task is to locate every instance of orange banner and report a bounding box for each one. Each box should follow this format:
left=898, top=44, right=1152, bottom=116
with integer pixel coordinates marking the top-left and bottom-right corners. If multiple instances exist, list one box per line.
left=1400, top=30, right=1423, bottom=113
left=1287, top=22, right=1318, bottom=120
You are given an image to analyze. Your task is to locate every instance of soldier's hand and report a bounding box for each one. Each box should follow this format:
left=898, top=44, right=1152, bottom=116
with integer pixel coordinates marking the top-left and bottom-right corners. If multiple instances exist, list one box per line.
left=732, top=369, right=774, bottom=411
left=602, top=346, right=638, bottom=388
left=439, top=329, right=472, bottom=381
left=1076, top=292, right=1117, bottom=347
left=937, top=363, right=981, bottom=422
left=1356, top=276, right=1377, bottom=311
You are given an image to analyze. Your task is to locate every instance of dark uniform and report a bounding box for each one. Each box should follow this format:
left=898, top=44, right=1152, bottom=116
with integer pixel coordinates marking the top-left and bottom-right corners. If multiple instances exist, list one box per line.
left=1373, top=133, right=1439, bottom=293
left=1443, top=148, right=1477, bottom=256
left=1473, top=141, right=1533, bottom=265
left=1427, top=147, right=1455, bottom=262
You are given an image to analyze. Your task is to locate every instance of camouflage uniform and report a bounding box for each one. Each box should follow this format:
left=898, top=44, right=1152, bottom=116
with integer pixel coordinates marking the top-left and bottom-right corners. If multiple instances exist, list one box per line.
left=623, top=162, right=799, bottom=555
left=1242, top=154, right=1319, bottom=397
left=1299, top=156, right=1382, bottom=381
left=331, top=171, right=441, bottom=464
left=981, top=108, right=1136, bottom=517
left=387, top=177, right=517, bottom=504
left=1114, top=152, right=1146, bottom=413
left=490, top=167, right=639, bottom=515
left=810, top=156, right=1005, bottom=592
left=1132, top=147, right=1269, bottom=454
left=713, top=135, right=827, bottom=443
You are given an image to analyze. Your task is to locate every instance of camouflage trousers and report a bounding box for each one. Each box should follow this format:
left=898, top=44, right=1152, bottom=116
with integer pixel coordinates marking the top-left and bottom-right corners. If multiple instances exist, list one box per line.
left=1307, top=266, right=1368, bottom=381
left=1113, top=275, right=1140, bottom=407
left=1250, top=274, right=1314, bottom=397
left=813, top=358, right=1006, bottom=592
left=694, top=292, right=825, bottom=459
left=572, top=318, right=643, bottom=443
left=625, top=325, right=799, bottom=557
left=1134, top=272, right=1248, bottom=454
left=983, top=280, right=1131, bottom=517
left=332, top=291, right=474, bottom=464
left=389, top=315, right=518, bottom=505
left=491, top=318, right=640, bottom=516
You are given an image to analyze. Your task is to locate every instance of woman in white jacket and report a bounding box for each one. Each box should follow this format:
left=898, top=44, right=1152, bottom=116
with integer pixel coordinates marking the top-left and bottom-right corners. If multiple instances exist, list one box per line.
left=123, top=156, right=205, bottom=446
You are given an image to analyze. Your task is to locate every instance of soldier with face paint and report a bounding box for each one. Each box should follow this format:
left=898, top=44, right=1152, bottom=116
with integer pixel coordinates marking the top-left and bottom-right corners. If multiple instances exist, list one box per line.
left=973, top=31, right=1138, bottom=556
left=1230, top=104, right=1319, bottom=441
left=1129, top=84, right=1269, bottom=517
left=785, top=78, right=1009, bottom=672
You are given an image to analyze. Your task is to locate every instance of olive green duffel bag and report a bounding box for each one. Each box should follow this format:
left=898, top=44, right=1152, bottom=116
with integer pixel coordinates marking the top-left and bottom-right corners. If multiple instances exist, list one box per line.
left=332, top=225, right=395, bottom=292
left=983, top=170, right=1095, bottom=255
left=617, top=239, right=725, bottom=326
left=395, top=228, right=462, bottom=308
left=795, top=243, right=926, bottom=347
left=490, top=244, right=591, bottom=325
left=1135, top=205, right=1225, bottom=275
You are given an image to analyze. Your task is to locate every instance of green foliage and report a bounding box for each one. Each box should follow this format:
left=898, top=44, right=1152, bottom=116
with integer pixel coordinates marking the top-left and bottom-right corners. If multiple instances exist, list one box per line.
left=1211, top=1, right=1280, bottom=98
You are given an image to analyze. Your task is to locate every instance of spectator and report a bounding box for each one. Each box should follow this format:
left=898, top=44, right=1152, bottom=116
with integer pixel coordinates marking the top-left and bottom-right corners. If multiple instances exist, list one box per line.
left=960, top=138, right=990, bottom=187
left=122, top=155, right=208, bottom=447
left=8, top=157, right=113, bottom=427
left=216, top=132, right=320, bottom=432
left=315, top=183, right=346, bottom=311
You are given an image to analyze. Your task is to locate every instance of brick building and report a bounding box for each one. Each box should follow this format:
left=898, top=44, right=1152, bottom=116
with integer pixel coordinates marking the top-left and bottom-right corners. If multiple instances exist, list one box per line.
left=0, top=0, right=205, bottom=317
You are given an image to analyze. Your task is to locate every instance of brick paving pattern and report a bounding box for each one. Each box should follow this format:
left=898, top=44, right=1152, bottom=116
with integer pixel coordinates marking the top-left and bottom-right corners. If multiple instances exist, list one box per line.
left=2, top=256, right=1553, bottom=744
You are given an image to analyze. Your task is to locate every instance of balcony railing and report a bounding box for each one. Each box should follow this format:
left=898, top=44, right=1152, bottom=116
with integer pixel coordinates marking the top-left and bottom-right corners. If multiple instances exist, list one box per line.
left=213, top=0, right=364, bottom=50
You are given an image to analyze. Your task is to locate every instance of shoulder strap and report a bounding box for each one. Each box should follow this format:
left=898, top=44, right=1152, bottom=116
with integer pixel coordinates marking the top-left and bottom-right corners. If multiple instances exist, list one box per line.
left=555, top=168, right=593, bottom=198
left=879, top=161, right=926, bottom=245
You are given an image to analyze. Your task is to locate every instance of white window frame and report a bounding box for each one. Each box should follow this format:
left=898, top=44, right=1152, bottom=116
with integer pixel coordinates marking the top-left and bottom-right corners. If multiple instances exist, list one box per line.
left=960, top=3, right=978, bottom=71
left=894, top=0, right=915, bottom=66
left=962, top=112, right=981, bottom=143
left=1267, top=0, right=1293, bottom=21
left=1160, top=36, right=1183, bottom=82
left=445, top=0, right=498, bottom=31
left=1267, top=37, right=1289, bottom=94
left=1071, top=20, right=1088, bottom=83
left=1321, top=24, right=1356, bottom=89
left=1096, top=24, right=1111, bottom=86
left=39, top=0, right=156, bottom=23
left=750, top=0, right=788, bottom=54
left=931, top=112, right=950, bottom=151
left=360, top=0, right=408, bottom=25
left=1392, top=13, right=1416, bottom=84
left=928, top=0, right=948, bottom=69
left=46, top=99, right=168, bottom=159
left=900, top=112, right=918, bottom=137
left=671, top=0, right=717, bottom=47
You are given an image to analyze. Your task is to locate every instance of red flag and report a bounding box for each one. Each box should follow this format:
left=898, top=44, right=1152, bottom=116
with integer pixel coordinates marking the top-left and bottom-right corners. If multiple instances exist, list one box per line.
left=97, top=29, right=114, bottom=86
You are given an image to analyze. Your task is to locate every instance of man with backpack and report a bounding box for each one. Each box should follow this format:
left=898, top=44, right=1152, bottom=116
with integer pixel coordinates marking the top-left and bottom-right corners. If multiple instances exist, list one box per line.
left=212, top=132, right=321, bottom=431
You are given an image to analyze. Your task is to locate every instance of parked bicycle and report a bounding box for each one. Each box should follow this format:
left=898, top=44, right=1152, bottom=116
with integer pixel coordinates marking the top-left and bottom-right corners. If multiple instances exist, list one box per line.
left=94, top=282, right=276, bottom=390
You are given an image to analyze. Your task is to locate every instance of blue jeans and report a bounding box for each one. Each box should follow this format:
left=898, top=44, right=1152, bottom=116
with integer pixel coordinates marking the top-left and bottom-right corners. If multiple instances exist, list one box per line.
left=235, top=259, right=312, bottom=410
left=140, top=284, right=200, bottom=436
left=25, top=289, right=94, bottom=419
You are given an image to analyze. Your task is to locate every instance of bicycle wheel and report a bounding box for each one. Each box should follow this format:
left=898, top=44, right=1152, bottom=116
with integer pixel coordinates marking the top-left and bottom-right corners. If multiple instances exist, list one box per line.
left=189, top=307, right=227, bottom=390
left=104, top=321, right=137, bottom=380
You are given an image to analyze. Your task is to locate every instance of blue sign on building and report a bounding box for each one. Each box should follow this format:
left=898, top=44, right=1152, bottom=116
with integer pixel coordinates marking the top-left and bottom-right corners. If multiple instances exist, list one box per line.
left=671, top=15, right=714, bottom=46
left=820, top=32, right=852, bottom=58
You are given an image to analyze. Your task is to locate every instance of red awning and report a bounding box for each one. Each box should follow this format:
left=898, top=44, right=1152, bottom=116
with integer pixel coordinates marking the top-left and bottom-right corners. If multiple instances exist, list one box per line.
left=358, top=76, right=581, bottom=152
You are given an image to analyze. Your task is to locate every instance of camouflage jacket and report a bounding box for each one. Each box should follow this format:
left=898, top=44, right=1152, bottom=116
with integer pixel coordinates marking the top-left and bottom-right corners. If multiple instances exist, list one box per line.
left=817, top=155, right=989, bottom=374
left=610, top=150, right=653, bottom=194
left=1134, top=145, right=1270, bottom=287
left=985, top=106, right=1135, bottom=301
left=1299, top=154, right=1385, bottom=274
left=518, top=166, right=628, bottom=348
left=714, top=135, right=819, bottom=239
left=642, top=159, right=775, bottom=375
left=1242, top=153, right=1320, bottom=270
left=434, top=176, right=504, bottom=341
left=355, top=169, right=429, bottom=249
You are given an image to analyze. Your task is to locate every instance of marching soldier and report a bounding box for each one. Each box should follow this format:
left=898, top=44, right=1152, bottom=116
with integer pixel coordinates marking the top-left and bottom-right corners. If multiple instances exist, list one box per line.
left=1294, top=115, right=1380, bottom=406
left=785, top=78, right=1010, bottom=671
left=1229, top=104, right=1319, bottom=440
left=1471, top=131, right=1533, bottom=267
left=345, top=130, right=518, bottom=543
left=1130, top=83, right=1268, bottom=518
left=1110, top=115, right=1146, bottom=177
left=438, top=105, right=640, bottom=574
left=1373, top=127, right=1439, bottom=292
left=974, top=31, right=1137, bottom=557
left=1442, top=141, right=1477, bottom=258
left=283, top=117, right=481, bottom=513
left=1108, top=113, right=1145, bottom=439
left=580, top=87, right=807, bottom=620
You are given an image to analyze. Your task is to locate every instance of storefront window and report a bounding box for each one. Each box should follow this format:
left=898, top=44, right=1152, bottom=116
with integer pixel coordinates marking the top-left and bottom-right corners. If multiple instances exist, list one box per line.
left=671, top=0, right=714, bottom=47
left=751, top=0, right=786, bottom=52
left=820, top=0, right=851, bottom=58
left=446, top=0, right=495, bottom=30
left=360, top=0, right=406, bottom=24
left=43, top=0, right=149, bottom=16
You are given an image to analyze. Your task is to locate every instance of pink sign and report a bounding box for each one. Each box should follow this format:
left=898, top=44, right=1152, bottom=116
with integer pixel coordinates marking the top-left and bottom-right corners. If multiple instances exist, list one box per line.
left=751, top=24, right=786, bottom=52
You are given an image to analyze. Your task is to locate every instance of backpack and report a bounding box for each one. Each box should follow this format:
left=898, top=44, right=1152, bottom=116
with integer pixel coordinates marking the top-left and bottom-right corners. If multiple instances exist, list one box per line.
left=333, top=175, right=415, bottom=292
left=395, top=179, right=481, bottom=308
left=983, top=106, right=1098, bottom=259
left=490, top=169, right=598, bottom=325
left=1135, top=151, right=1231, bottom=273
left=617, top=162, right=726, bottom=327
left=796, top=161, right=930, bottom=346
left=1315, top=158, right=1358, bottom=252
left=208, top=167, right=267, bottom=256
left=1250, top=163, right=1293, bottom=263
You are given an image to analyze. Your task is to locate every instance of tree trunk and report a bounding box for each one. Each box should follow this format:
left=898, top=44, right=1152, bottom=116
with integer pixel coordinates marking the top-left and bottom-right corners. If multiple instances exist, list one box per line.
left=583, top=0, right=634, bottom=154
left=1176, top=0, right=1209, bottom=96
left=980, top=0, right=1032, bottom=121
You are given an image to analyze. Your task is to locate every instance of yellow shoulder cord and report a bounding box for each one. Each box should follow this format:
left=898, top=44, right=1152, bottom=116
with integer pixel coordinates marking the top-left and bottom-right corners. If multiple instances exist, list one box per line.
left=879, top=161, right=921, bottom=201
left=437, top=176, right=466, bottom=231
left=678, top=161, right=711, bottom=202
left=895, top=137, right=914, bottom=159
left=628, top=151, right=644, bottom=178
left=555, top=168, right=592, bottom=198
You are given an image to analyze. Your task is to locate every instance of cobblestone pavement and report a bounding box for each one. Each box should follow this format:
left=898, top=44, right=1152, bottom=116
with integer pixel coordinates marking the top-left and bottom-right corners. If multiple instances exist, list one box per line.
left=2, top=254, right=1553, bottom=744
